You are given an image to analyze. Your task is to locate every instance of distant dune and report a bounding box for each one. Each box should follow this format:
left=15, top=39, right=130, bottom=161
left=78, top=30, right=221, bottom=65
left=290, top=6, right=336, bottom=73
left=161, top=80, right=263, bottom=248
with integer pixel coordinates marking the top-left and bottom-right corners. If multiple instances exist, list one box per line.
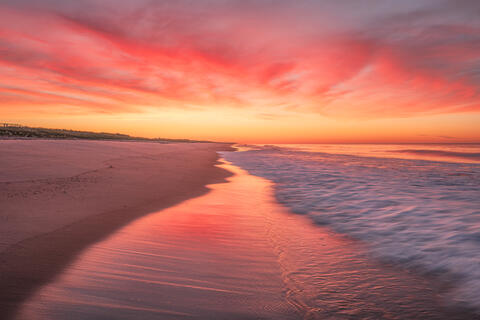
left=0, top=124, right=206, bottom=143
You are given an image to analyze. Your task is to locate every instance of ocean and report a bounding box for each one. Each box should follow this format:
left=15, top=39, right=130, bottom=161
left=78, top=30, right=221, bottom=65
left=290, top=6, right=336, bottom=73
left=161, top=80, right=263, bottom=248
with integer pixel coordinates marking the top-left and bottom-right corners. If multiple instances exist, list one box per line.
left=222, top=143, right=480, bottom=309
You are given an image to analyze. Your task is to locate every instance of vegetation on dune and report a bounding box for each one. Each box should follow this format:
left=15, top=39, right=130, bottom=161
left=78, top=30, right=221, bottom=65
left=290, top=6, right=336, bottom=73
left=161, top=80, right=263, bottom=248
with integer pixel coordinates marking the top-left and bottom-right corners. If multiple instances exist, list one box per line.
left=0, top=124, right=204, bottom=143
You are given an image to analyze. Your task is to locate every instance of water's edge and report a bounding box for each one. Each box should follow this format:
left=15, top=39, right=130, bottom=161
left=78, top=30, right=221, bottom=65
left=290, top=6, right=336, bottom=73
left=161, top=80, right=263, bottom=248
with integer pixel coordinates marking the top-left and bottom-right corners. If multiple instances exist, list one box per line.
left=222, top=146, right=480, bottom=312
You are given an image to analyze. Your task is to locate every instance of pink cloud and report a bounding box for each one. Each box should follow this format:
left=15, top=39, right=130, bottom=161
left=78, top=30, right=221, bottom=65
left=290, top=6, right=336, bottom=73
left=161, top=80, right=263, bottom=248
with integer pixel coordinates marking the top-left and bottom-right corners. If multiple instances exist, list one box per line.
left=0, top=1, right=479, bottom=118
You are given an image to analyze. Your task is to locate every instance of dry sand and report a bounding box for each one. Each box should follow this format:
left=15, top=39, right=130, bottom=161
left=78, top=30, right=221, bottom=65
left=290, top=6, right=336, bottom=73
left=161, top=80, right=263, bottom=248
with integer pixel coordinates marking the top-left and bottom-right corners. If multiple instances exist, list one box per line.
left=0, top=140, right=233, bottom=319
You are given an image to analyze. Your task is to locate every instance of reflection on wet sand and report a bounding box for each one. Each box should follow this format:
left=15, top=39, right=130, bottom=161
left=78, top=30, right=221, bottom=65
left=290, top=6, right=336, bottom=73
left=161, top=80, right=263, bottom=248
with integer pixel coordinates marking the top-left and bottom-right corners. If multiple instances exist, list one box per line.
left=16, top=162, right=475, bottom=319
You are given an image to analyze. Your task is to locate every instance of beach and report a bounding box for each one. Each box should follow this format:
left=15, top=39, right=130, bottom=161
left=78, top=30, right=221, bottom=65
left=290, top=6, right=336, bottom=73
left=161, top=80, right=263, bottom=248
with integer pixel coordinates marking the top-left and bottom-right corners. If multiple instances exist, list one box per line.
left=2, top=0, right=480, bottom=318
left=2, top=141, right=480, bottom=319
left=0, top=140, right=233, bottom=319
left=12, top=160, right=479, bottom=320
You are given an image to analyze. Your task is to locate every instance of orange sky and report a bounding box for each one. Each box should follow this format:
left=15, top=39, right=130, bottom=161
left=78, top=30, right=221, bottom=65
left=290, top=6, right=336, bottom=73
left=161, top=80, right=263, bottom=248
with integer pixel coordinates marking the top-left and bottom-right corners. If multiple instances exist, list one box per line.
left=1, top=0, right=479, bottom=143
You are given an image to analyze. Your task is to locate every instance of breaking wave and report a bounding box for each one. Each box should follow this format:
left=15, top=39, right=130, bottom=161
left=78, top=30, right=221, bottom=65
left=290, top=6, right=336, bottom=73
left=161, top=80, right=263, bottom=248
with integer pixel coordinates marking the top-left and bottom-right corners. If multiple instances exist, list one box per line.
left=393, top=149, right=480, bottom=161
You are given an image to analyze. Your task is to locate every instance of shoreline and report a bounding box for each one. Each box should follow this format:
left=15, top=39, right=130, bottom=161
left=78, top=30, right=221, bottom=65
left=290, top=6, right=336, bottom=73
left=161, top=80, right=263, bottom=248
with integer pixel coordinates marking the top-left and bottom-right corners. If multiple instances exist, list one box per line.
left=14, top=161, right=480, bottom=319
left=0, top=140, right=234, bottom=319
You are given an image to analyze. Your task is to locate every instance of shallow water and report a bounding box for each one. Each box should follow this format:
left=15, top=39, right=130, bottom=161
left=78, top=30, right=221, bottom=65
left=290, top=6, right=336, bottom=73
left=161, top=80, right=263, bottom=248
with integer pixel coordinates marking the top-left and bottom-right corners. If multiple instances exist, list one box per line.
left=16, top=161, right=479, bottom=319
left=223, top=144, right=480, bottom=311
left=275, top=144, right=480, bottom=164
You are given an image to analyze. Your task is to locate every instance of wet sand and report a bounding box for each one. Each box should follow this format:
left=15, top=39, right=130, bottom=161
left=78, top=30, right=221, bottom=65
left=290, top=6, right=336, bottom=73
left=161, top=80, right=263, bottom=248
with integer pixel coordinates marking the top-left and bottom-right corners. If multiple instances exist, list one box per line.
left=0, top=140, right=233, bottom=319
left=13, top=161, right=479, bottom=320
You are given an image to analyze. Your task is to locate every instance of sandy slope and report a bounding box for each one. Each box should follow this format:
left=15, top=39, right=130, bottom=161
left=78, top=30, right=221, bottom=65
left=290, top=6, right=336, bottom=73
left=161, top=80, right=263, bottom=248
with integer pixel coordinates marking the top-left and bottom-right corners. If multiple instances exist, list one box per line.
left=0, top=140, right=233, bottom=318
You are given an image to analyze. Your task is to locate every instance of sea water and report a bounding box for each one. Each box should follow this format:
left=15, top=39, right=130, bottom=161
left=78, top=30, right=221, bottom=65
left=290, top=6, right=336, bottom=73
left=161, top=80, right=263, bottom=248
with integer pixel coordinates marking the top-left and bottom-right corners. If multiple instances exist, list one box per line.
left=222, top=144, right=480, bottom=309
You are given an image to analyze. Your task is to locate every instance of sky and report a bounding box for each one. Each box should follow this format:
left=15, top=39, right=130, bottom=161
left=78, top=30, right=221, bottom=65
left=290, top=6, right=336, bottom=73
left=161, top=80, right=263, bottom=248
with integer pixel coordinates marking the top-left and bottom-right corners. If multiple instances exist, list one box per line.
left=0, top=0, right=479, bottom=143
